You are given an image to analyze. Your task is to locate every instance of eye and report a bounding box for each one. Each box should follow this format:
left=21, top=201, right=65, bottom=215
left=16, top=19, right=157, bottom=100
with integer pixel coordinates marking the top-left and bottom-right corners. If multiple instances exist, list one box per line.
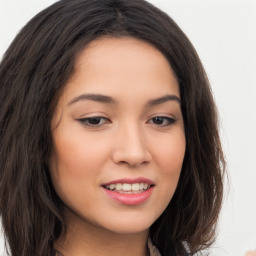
left=148, top=116, right=176, bottom=127
left=77, top=116, right=111, bottom=127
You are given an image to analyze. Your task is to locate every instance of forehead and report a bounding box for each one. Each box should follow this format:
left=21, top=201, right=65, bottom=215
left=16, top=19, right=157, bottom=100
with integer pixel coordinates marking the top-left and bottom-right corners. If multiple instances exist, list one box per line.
left=61, top=36, right=179, bottom=103
left=75, top=36, right=176, bottom=77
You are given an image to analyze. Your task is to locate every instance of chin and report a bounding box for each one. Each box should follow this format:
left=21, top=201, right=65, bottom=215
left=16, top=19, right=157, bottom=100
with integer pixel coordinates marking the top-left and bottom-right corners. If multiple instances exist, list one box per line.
left=103, top=224, right=150, bottom=235
left=94, top=212, right=158, bottom=235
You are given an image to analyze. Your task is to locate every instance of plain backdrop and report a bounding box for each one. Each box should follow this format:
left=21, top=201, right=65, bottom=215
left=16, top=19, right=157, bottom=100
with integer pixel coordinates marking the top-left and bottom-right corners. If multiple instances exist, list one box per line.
left=0, top=0, right=256, bottom=255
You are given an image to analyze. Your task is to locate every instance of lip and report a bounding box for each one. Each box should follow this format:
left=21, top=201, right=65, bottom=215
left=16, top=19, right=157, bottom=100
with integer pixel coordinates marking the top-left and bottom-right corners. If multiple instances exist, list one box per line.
left=101, top=177, right=155, bottom=206
left=102, top=186, right=154, bottom=205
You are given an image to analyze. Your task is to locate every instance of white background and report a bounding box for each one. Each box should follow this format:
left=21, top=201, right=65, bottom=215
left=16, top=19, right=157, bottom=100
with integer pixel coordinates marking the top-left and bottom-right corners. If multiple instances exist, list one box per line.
left=0, top=0, right=256, bottom=255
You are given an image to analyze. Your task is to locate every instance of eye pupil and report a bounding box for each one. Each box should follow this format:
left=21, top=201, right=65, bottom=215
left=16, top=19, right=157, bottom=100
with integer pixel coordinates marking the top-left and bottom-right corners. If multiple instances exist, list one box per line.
left=153, top=117, right=164, bottom=124
left=88, top=117, right=101, bottom=124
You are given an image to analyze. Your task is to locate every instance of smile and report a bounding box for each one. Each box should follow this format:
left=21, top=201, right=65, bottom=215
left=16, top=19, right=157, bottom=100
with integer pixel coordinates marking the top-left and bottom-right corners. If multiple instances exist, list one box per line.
left=102, top=178, right=155, bottom=205
left=104, top=183, right=152, bottom=194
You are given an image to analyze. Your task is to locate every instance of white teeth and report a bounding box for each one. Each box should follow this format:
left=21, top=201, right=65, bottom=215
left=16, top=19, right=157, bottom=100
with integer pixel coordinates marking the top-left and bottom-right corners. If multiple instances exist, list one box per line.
left=105, top=183, right=151, bottom=193
left=123, top=184, right=132, bottom=191
left=109, top=184, right=115, bottom=190
left=132, top=183, right=139, bottom=191
left=115, top=183, right=122, bottom=190
left=139, top=183, right=144, bottom=190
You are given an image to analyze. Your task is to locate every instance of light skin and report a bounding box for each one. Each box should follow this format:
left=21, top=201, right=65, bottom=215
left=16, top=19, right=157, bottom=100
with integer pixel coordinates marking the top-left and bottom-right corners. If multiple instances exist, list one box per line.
left=244, top=252, right=256, bottom=256
left=50, top=36, right=186, bottom=256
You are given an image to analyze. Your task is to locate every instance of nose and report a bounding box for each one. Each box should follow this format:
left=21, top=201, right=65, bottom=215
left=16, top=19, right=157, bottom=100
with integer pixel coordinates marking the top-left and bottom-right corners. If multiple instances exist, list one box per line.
left=112, top=123, right=151, bottom=168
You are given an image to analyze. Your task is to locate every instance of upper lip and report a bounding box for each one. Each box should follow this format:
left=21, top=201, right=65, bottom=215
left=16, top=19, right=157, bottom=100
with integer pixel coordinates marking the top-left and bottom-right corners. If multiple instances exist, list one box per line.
left=102, top=177, right=155, bottom=186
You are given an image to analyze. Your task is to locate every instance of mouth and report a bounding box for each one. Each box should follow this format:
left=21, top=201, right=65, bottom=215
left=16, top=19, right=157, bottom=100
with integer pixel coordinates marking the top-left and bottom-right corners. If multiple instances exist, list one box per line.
left=103, top=183, right=154, bottom=194
left=101, top=178, right=155, bottom=205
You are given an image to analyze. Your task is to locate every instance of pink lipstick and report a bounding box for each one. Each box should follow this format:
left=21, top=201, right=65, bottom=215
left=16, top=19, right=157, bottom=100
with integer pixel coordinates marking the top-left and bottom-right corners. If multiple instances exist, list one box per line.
left=101, top=177, right=155, bottom=206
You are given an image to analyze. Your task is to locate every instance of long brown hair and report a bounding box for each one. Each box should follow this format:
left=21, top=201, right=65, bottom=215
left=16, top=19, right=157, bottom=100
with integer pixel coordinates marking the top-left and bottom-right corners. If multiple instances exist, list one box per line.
left=0, top=0, right=225, bottom=255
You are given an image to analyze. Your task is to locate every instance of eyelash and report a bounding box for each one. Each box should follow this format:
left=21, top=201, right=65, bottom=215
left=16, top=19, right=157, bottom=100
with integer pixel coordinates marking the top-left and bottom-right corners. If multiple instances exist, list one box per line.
left=77, top=116, right=110, bottom=127
left=77, top=116, right=176, bottom=127
left=147, top=116, right=176, bottom=127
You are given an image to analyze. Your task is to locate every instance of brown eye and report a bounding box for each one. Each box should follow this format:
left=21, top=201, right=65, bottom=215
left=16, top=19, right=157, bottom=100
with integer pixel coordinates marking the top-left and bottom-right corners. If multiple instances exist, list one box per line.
left=149, top=116, right=176, bottom=126
left=77, top=116, right=111, bottom=127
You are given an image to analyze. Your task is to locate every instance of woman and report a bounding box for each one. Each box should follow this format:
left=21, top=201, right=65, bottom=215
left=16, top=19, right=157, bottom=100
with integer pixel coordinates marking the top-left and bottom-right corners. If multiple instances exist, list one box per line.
left=0, top=0, right=225, bottom=255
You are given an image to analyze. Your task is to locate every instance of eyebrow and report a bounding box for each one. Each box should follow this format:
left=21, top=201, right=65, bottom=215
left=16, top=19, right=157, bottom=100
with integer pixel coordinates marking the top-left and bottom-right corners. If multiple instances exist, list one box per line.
left=68, top=93, right=181, bottom=106
left=68, top=93, right=117, bottom=105
left=146, top=94, right=181, bottom=107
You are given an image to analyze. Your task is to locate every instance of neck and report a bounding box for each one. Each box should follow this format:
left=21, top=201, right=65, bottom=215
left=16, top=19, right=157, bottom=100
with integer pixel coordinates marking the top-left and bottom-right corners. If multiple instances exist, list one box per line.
left=54, top=209, right=149, bottom=256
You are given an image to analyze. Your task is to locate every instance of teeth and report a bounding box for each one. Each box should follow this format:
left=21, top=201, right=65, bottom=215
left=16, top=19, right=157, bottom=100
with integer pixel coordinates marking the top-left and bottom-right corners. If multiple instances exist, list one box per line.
left=139, top=183, right=144, bottom=190
left=105, top=183, right=151, bottom=193
left=109, top=184, right=115, bottom=190
left=131, top=183, right=139, bottom=191
left=116, top=183, right=122, bottom=190
left=123, top=184, right=132, bottom=191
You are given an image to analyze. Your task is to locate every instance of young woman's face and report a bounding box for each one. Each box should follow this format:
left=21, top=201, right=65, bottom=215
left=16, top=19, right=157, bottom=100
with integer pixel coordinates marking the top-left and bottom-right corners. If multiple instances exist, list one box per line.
left=50, top=37, right=186, bottom=235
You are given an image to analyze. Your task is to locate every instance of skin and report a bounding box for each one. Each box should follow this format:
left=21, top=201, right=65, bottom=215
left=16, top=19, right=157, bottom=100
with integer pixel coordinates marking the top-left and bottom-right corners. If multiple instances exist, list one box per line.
left=244, top=252, right=256, bottom=256
left=50, top=36, right=186, bottom=256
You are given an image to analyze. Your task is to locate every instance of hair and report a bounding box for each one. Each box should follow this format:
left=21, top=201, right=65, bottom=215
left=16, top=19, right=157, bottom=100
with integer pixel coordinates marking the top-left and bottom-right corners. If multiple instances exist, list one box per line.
left=0, top=0, right=225, bottom=255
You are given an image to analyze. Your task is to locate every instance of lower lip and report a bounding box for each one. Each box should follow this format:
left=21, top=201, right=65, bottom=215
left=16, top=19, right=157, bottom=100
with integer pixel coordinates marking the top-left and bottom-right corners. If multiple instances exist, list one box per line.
left=102, top=187, right=154, bottom=206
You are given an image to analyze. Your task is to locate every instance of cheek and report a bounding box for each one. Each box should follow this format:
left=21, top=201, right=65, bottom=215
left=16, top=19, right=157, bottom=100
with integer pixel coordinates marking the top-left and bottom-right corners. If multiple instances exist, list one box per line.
left=158, top=146, right=185, bottom=175
left=49, top=135, right=106, bottom=212
left=152, top=130, right=185, bottom=201
left=153, top=130, right=186, bottom=174
left=51, top=128, right=110, bottom=176
left=49, top=129, right=111, bottom=203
